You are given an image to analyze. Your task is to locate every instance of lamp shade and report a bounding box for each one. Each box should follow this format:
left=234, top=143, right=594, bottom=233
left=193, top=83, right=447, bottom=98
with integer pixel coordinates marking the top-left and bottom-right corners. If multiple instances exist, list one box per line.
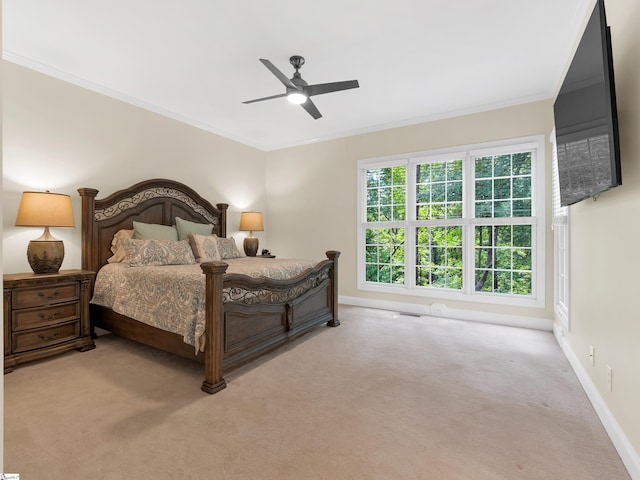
left=239, top=212, right=264, bottom=232
left=15, top=191, right=75, bottom=228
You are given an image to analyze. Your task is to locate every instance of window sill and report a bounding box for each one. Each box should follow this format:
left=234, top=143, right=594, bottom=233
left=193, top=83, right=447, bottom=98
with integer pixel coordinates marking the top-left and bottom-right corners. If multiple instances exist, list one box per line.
left=358, top=282, right=545, bottom=309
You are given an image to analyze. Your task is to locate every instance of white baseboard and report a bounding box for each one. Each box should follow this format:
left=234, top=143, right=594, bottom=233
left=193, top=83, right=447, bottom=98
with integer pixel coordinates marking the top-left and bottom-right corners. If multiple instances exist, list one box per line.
left=553, top=324, right=640, bottom=480
left=338, top=295, right=553, bottom=331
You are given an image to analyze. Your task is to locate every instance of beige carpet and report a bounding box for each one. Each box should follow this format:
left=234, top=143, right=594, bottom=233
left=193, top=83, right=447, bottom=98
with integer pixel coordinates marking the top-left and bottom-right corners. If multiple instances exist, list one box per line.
left=4, top=306, right=630, bottom=479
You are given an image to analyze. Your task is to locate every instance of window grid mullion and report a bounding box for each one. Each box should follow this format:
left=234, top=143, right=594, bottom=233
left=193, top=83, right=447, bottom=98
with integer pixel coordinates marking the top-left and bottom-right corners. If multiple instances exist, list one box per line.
left=406, top=163, right=416, bottom=288
left=462, top=151, right=474, bottom=295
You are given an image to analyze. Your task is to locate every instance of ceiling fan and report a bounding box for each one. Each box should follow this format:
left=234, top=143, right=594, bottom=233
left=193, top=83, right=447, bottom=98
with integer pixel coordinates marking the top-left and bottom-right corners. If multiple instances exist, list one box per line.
left=242, top=55, right=359, bottom=119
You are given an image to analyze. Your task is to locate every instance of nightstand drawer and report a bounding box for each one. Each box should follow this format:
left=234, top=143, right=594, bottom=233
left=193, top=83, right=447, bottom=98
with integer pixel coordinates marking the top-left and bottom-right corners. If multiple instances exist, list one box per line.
left=12, top=283, right=79, bottom=309
left=12, top=301, right=80, bottom=331
left=12, top=321, right=81, bottom=353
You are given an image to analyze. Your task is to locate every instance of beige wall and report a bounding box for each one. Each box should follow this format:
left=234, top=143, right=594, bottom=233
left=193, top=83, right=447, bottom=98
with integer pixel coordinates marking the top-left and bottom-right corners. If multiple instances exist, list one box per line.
left=560, top=0, right=640, bottom=461
left=265, top=101, right=555, bottom=322
left=2, top=62, right=267, bottom=274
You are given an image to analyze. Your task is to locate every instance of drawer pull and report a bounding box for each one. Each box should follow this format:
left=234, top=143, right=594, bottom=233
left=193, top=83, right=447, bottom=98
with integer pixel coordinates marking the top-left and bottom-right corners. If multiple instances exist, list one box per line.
left=38, top=312, right=60, bottom=320
left=38, top=331, right=61, bottom=341
left=38, top=290, right=61, bottom=300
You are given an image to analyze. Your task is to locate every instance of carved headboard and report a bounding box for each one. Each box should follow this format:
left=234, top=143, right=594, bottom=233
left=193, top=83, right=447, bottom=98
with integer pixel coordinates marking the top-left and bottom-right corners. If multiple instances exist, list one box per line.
left=78, top=179, right=228, bottom=272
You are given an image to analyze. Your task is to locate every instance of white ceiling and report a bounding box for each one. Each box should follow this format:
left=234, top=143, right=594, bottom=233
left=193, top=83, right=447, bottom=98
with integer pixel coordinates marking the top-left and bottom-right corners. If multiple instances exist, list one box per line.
left=3, top=0, right=592, bottom=151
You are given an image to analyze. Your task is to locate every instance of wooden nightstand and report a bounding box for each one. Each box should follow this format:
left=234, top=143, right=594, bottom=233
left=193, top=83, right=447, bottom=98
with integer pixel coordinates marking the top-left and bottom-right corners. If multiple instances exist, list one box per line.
left=3, top=269, right=96, bottom=373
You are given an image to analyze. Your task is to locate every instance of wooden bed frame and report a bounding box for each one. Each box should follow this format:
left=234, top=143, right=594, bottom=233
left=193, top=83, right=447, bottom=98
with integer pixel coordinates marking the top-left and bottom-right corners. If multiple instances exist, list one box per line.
left=78, top=179, right=340, bottom=394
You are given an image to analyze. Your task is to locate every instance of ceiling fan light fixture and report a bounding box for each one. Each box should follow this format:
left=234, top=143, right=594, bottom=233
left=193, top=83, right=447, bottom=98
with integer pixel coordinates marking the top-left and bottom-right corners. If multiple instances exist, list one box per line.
left=287, top=91, right=308, bottom=104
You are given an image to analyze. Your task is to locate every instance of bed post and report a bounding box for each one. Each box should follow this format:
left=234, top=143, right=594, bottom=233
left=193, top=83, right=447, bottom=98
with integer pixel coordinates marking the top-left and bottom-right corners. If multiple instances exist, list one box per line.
left=216, top=203, right=229, bottom=238
left=77, top=188, right=99, bottom=272
left=200, top=261, right=229, bottom=394
left=326, top=251, right=340, bottom=327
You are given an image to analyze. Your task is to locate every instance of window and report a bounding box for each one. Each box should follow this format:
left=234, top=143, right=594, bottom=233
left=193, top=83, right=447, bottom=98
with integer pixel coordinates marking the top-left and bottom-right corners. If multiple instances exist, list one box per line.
left=551, top=132, right=570, bottom=328
left=358, top=136, right=545, bottom=308
left=365, top=164, right=406, bottom=285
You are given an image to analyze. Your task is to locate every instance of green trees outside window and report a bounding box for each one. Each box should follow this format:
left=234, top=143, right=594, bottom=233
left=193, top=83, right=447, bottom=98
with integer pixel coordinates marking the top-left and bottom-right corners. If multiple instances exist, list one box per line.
left=474, top=225, right=532, bottom=294
left=473, top=152, right=533, bottom=295
left=416, top=226, right=463, bottom=289
left=416, top=160, right=463, bottom=220
left=366, top=166, right=406, bottom=222
left=360, top=139, right=541, bottom=302
left=365, top=166, right=406, bottom=284
left=365, top=228, right=405, bottom=284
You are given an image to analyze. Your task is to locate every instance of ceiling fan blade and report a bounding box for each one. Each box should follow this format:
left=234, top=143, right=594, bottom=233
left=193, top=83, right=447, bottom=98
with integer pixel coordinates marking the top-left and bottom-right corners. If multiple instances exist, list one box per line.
left=260, top=59, right=296, bottom=88
left=242, top=93, right=287, bottom=104
left=301, top=98, right=322, bottom=119
left=306, top=80, right=359, bottom=97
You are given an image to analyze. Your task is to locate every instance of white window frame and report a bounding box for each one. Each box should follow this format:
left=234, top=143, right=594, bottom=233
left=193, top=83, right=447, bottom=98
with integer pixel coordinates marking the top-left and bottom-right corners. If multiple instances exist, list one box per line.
left=551, top=131, right=570, bottom=329
left=357, top=135, right=546, bottom=309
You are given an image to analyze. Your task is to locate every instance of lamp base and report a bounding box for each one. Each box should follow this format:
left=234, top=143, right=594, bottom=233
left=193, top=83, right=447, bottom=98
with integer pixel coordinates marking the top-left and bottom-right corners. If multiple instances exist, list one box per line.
left=243, top=237, right=259, bottom=257
left=27, top=240, right=65, bottom=274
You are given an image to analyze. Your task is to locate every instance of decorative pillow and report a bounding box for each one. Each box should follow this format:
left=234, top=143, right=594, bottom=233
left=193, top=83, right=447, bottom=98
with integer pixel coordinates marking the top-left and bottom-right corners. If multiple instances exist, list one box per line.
left=176, top=217, right=213, bottom=241
left=133, top=221, right=178, bottom=241
left=122, top=238, right=196, bottom=266
left=188, top=234, right=221, bottom=263
left=213, top=235, right=243, bottom=259
left=107, top=229, right=135, bottom=263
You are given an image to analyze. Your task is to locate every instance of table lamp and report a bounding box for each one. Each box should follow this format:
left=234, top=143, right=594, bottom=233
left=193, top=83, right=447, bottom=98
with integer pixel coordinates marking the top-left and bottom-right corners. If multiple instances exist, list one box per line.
left=15, top=191, right=75, bottom=274
left=239, top=211, right=264, bottom=256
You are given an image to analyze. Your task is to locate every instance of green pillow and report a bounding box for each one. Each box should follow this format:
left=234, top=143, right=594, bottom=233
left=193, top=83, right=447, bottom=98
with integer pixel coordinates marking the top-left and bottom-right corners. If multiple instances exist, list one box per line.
left=175, top=217, right=213, bottom=241
left=133, top=221, right=178, bottom=241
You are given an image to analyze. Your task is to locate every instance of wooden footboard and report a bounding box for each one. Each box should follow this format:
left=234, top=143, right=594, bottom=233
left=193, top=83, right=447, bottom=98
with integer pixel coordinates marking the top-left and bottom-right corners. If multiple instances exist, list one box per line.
left=200, top=251, right=340, bottom=394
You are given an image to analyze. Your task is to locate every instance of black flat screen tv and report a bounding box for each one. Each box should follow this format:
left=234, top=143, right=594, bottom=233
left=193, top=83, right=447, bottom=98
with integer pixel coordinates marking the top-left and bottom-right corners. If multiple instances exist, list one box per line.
left=553, top=0, right=621, bottom=206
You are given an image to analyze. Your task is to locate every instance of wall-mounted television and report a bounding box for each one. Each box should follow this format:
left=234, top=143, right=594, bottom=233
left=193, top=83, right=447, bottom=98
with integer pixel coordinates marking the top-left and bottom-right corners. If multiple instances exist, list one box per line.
left=553, top=0, right=621, bottom=206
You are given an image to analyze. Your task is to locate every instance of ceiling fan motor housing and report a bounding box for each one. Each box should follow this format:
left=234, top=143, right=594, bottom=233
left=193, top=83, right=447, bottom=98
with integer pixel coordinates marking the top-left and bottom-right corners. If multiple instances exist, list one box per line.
left=289, top=55, right=305, bottom=70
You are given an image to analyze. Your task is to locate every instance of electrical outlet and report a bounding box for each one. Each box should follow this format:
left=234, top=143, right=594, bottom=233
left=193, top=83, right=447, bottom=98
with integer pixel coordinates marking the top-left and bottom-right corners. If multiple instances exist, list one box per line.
left=606, top=365, right=613, bottom=392
left=589, top=345, right=595, bottom=366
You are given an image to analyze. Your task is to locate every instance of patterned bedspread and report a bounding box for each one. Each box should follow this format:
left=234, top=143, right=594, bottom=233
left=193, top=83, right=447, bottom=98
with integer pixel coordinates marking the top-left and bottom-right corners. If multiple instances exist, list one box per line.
left=91, top=258, right=316, bottom=352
